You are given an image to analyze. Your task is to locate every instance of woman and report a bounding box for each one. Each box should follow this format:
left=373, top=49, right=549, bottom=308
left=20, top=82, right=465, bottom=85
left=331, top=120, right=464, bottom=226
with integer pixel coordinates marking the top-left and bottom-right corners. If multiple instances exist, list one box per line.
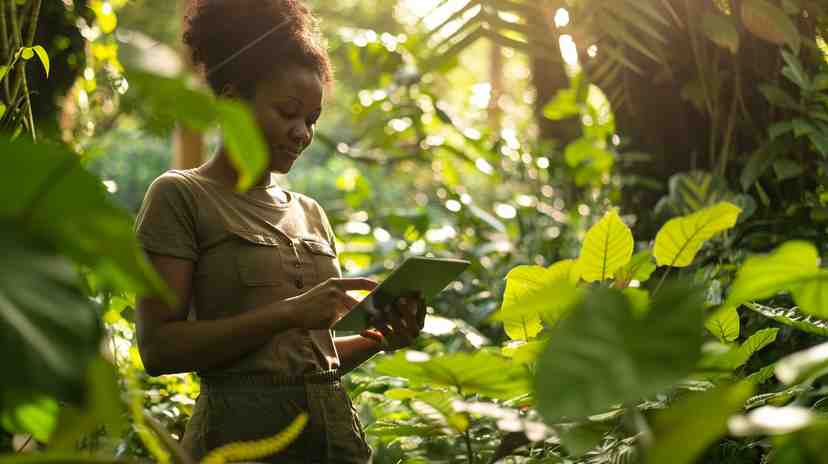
left=134, top=1, right=423, bottom=462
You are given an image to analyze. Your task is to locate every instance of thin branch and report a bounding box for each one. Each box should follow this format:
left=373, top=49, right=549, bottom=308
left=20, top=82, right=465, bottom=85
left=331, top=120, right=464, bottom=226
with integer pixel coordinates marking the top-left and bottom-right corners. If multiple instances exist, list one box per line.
left=15, top=434, right=33, bottom=453
left=9, top=0, right=40, bottom=112
left=0, top=0, right=9, bottom=102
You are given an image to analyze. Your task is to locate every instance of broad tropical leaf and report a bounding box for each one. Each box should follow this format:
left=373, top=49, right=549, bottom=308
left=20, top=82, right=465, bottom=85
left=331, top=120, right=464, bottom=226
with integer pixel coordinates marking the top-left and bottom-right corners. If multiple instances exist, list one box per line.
left=653, top=202, right=741, bottom=267
left=645, top=382, right=754, bottom=464
left=0, top=139, right=170, bottom=301
left=576, top=209, right=633, bottom=282
left=493, top=261, right=580, bottom=340
left=724, top=241, right=828, bottom=318
left=374, top=351, right=529, bottom=400
left=0, top=232, right=99, bottom=402
left=534, top=281, right=705, bottom=422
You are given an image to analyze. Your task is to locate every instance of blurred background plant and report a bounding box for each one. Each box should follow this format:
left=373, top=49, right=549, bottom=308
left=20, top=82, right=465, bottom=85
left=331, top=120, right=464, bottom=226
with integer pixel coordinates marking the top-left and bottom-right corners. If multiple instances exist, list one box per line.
left=4, top=0, right=828, bottom=463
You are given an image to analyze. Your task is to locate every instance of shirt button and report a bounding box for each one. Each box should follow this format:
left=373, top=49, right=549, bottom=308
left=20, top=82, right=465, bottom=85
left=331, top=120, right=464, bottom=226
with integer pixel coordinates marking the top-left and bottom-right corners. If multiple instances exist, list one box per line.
left=288, top=242, right=295, bottom=248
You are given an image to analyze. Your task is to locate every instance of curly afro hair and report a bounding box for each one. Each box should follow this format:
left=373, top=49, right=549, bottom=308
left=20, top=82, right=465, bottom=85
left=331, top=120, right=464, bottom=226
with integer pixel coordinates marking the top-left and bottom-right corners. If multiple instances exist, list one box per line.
left=182, top=0, right=333, bottom=98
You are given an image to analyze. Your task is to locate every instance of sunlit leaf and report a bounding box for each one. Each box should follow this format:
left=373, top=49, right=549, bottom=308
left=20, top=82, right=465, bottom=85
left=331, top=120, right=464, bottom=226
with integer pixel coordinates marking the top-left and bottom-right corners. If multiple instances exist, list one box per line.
left=615, top=250, right=657, bottom=287
left=705, top=305, right=740, bottom=343
left=31, top=46, right=49, bottom=78
left=645, top=382, right=754, bottom=464
left=576, top=209, right=633, bottom=282
left=535, top=281, right=705, bottom=422
left=724, top=241, right=828, bottom=318
left=494, top=261, right=580, bottom=340
left=0, top=393, right=58, bottom=443
left=374, top=351, right=529, bottom=401
left=653, top=202, right=741, bottom=267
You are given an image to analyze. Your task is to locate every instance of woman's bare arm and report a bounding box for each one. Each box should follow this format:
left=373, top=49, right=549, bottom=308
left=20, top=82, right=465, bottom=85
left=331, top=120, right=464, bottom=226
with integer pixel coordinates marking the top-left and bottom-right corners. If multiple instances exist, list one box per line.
left=136, top=252, right=377, bottom=376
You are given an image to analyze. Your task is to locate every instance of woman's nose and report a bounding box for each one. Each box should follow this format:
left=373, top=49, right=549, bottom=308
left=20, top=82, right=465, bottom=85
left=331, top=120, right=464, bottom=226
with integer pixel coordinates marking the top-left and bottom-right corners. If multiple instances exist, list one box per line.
left=289, top=123, right=311, bottom=147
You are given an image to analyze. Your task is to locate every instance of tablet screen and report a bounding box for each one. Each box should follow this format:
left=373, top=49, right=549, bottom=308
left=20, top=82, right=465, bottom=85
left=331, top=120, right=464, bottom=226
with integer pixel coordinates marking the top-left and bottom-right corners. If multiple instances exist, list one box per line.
left=334, top=256, right=470, bottom=332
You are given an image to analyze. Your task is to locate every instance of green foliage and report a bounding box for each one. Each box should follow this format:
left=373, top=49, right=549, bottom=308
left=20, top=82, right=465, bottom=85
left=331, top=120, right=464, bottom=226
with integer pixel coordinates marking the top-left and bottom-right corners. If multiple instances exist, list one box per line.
left=653, top=202, right=741, bottom=267
left=726, top=241, right=828, bottom=318
left=125, top=70, right=268, bottom=190
left=705, top=305, right=741, bottom=343
left=373, top=351, right=529, bottom=400
left=575, top=209, right=633, bottom=283
left=534, top=281, right=706, bottom=422
left=645, top=382, right=755, bottom=464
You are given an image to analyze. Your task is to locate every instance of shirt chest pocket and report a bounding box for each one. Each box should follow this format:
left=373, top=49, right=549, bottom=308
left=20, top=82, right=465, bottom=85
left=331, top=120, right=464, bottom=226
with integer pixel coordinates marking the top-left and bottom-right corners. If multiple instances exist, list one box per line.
left=301, top=238, right=341, bottom=283
left=231, top=229, right=284, bottom=287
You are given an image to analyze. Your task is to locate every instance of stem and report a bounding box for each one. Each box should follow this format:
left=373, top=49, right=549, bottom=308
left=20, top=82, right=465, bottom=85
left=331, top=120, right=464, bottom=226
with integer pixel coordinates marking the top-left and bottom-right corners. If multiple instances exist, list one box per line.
left=9, top=0, right=39, bottom=111
left=464, top=428, right=475, bottom=464
left=21, top=67, right=33, bottom=140
left=15, top=434, right=32, bottom=452
left=652, top=267, right=671, bottom=297
left=0, top=0, right=9, bottom=102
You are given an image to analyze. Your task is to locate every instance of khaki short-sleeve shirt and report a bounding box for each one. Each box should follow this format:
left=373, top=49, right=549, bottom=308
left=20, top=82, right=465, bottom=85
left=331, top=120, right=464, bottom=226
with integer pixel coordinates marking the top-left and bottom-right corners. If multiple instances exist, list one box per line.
left=135, top=169, right=341, bottom=376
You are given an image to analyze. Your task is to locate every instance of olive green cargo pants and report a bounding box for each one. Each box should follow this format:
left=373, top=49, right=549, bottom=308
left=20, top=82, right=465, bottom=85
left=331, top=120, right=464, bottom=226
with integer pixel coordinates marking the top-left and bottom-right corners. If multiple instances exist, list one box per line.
left=182, top=370, right=372, bottom=463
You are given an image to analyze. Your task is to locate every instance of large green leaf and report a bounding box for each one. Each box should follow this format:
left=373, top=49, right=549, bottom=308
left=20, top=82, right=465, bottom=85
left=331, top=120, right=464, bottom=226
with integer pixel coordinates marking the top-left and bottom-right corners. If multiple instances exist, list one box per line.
left=576, top=209, right=633, bottom=282
left=126, top=70, right=268, bottom=190
left=534, top=281, right=705, bottom=422
left=653, top=202, right=741, bottom=267
left=645, top=382, right=755, bottom=464
left=493, top=261, right=580, bottom=340
left=0, top=231, right=100, bottom=402
left=374, top=351, right=530, bottom=401
left=745, top=303, right=828, bottom=336
left=725, top=241, right=828, bottom=318
left=0, top=138, right=169, bottom=301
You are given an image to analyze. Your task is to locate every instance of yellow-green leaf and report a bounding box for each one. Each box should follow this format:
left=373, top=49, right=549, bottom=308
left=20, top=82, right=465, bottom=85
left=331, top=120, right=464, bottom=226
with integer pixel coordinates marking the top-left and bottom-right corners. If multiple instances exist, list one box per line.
left=20, top=47, right=33, bottom=60
left=493, top=261, right=580, bottom=340
left=32, top=46, right=49, bottom=78
left=725, top=241, right=820, bottom=309
left=576, top=209, right=633, bottom=282
left=653, top=202, right=741, bottom=267
left=705, top=305, right=740, bottom=343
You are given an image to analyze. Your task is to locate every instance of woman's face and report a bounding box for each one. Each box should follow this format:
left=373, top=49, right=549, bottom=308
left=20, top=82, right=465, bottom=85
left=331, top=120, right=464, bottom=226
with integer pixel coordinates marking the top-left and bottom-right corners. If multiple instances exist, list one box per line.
left=249, top=64, right=324, bottom=174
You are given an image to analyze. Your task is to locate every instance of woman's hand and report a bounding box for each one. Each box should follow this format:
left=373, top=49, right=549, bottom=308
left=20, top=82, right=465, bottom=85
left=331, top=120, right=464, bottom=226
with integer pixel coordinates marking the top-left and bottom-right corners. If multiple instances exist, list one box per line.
left=360, top=293, right=426, bottom=352
left=286, top=277, right=378, bottom=330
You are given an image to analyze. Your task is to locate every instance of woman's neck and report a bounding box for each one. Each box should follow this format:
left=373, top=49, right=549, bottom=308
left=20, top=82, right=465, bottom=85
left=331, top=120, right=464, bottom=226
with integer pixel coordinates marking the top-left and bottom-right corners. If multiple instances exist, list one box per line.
left=200, top=145, right=271, bottom=189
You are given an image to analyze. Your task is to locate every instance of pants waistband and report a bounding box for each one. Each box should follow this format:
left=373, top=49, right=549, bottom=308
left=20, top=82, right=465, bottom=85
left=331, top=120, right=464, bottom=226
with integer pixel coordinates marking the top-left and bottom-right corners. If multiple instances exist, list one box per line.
left=200, top=369, right=341, bottom=388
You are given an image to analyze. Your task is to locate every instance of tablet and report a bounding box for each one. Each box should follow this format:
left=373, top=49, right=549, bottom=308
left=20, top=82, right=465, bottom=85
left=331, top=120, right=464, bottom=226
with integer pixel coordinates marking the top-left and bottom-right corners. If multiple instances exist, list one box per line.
left=334, top=256, right=471, bottom=332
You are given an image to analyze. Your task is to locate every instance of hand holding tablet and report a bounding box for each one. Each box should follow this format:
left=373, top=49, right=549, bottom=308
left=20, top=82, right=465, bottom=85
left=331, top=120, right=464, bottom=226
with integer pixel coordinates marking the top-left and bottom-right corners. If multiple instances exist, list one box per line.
left=334, top=256, right=471, bottom=333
